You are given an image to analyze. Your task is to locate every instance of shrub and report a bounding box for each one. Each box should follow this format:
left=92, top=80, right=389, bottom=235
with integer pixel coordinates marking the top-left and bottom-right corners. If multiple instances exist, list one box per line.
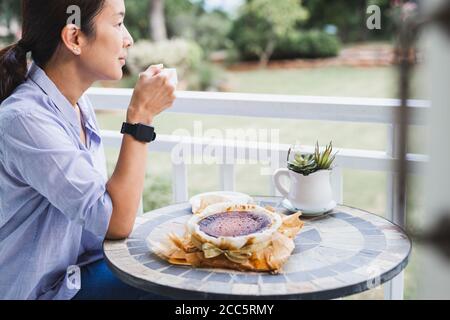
left=233, top=29, right=340, bottom=61
left=142, top=175, right=172, bottom=212
left=127, top=38, right=227, bottom=91
left=186, top=63, right=227, bottom=91
left=127, top=38, right=204, bottom=78
left=0, top=37, right=12, bottom=49
left=274, top=30, right=341, bottom=59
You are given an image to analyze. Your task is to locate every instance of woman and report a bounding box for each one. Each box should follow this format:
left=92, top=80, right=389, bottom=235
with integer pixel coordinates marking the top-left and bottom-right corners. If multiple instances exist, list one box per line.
left=0, top=0, right=175, bottom=299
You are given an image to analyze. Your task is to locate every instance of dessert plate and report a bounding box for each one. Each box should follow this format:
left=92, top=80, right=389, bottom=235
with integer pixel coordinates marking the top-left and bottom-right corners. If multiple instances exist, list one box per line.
left=281, top=198, right=336, bottom=217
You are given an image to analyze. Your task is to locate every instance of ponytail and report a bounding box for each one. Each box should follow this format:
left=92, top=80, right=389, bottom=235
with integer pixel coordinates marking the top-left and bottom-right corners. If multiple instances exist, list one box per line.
left=0, top=41, right=29, bottom=104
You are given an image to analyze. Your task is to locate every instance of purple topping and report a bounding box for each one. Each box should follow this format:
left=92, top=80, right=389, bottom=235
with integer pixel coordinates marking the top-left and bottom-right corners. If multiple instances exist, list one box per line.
left=199, top=211, right=271, bottom=238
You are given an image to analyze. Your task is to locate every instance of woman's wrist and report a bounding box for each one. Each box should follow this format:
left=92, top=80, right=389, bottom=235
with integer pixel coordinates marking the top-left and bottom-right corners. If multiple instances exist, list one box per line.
left=126, top=107, right=154, bottom=125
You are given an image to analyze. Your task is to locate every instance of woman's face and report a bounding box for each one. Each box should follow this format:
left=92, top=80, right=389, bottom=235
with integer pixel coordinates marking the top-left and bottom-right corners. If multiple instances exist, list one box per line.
left=79, top=0, right=133, bottom=81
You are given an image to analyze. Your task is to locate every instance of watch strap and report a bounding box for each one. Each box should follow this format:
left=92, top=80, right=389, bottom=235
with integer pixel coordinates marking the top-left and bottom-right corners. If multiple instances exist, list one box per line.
left=121, top=123, right=156, bottom=143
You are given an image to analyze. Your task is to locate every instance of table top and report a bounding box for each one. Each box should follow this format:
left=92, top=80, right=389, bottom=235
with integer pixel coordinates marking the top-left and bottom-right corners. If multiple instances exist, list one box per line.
left=103, top=196, right=411, bottom=300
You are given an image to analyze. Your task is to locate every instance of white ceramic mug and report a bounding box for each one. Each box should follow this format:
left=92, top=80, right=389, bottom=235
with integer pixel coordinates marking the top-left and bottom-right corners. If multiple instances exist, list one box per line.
left=160, top=68, right=178, bottom=88
left=273, top=169, right=336, bottom=213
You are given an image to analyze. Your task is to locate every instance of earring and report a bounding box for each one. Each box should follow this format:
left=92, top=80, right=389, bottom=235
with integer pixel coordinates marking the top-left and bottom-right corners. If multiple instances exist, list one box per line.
left=73, top=47, right=80, bottom=54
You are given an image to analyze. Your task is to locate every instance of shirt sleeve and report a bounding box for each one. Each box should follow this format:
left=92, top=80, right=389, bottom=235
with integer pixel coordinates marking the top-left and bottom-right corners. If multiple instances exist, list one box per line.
left=1, top=112, right=113, bottom=238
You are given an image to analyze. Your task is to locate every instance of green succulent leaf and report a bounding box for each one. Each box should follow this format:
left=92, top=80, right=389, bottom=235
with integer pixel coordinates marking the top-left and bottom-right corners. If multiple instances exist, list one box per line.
left=287, top=141, right=336, bottom=175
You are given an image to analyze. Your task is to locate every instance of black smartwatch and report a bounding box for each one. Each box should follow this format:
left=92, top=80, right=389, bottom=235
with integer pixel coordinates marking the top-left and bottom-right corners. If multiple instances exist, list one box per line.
left=121, top=122, right=156, bottom=143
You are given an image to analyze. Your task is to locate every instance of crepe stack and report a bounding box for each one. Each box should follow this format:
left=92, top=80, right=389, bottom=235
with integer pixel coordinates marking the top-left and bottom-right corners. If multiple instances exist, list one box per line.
left=149, top=202, right=304, bottom=274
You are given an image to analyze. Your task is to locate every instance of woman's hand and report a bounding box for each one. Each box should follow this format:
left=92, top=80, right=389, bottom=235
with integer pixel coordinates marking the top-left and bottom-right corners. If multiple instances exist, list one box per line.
left=127, top=64, right=176, bottom=124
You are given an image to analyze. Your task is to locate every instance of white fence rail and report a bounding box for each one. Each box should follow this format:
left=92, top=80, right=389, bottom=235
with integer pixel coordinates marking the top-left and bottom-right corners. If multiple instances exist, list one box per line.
left=88, top=88, right=429, bottom=124
left=88, top=88, right=429, bottom=300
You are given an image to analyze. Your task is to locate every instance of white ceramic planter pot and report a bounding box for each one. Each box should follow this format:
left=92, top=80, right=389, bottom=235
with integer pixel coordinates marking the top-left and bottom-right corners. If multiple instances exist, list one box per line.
left=273, top=169, right=336, bottom=214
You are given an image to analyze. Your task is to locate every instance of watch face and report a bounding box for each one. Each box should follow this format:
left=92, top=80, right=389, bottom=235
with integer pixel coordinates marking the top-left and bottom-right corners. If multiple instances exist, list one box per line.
left=136, top=124, right=155, bottom=142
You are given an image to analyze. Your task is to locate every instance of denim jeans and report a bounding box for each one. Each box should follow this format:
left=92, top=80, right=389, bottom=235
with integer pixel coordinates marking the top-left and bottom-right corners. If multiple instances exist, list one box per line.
left=72, top=259, right=170, bottom=300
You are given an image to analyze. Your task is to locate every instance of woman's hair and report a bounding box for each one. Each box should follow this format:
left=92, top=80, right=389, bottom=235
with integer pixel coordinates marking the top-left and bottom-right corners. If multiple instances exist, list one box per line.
left=0, top=0, right=106, bottom=104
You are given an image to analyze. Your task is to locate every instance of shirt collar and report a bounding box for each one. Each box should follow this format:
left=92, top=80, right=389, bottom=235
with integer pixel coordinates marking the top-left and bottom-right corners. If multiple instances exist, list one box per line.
left=77, top=95, right=97, bottom=132
left=27, top=62, right=96, bottom=133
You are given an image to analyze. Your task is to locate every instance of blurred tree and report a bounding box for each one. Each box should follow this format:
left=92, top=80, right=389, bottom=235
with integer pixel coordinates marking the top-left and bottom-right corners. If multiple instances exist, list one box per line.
left=230, top=0, right=308, bottom=66
left=165, top=1, right=232, bottom=54
left=150, top=0, right=168, bottom=41
left=165, top=0, right=201, bottom=39
left=0, top=0, right=21, bottom=41
left=195, top=11, right=233, bottom=54
left=303, top=0, right=394, bottom=42
left=169, top=10, right=233, bottom=54
left=124, top=0, right=150, bottom=40
left=125, top=0, right=202, bottom=42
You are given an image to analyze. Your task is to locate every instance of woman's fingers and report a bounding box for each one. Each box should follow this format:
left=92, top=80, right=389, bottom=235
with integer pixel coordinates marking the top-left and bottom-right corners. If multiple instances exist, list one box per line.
left=148, top=63, right=164, bottom=71
left=139, top=64, right=163, bottom=79
left=146, top=64, right=164, bottom=76
left=130, top=68, right=176, bottom=121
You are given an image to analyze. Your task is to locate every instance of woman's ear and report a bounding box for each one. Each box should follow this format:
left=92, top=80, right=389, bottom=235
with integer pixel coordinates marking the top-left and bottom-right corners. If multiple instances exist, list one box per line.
left=60, top=24, right=84, bottom=56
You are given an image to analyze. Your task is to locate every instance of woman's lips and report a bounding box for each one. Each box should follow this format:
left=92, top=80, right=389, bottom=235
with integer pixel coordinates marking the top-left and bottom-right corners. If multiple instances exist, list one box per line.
left=119, top=58, right=126, bottom=65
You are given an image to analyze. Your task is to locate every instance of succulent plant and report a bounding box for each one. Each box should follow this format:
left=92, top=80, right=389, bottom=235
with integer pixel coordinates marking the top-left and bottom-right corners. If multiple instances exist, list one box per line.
left=287, top=141, right=337, bottom=176
left=287, top=152, right=317, bottom=176
left=314, top=141, right=336, bottom=170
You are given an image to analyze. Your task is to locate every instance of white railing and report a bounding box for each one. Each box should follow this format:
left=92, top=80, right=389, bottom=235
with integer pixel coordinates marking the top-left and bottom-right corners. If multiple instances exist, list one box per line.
left=87, top=87, right=429, bottom=299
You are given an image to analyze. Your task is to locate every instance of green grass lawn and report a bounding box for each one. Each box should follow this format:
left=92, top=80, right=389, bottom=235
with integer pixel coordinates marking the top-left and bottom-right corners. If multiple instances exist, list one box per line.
left=97, top=65, right=426, bottom=299
left=226, top=66, right=401, bottom=98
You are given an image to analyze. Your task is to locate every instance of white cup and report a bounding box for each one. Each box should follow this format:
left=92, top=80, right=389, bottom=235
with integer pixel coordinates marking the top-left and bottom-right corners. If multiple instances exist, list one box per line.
left=273, top=168, right=336, bottom=213
left=160, top=68, right=178, bottom=88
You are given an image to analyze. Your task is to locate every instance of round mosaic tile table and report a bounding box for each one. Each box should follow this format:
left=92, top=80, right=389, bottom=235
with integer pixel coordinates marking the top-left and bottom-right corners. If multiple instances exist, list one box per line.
left=103, top=196, right=411, bottom=300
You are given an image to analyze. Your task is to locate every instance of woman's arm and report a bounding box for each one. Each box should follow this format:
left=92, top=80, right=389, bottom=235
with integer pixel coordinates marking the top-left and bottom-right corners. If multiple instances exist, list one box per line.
left=105, top=66, right=176, bottom=240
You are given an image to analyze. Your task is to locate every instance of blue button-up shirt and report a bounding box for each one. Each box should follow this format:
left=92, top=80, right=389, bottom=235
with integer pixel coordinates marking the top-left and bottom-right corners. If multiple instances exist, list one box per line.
left=0, top=62, right=113, bottom=300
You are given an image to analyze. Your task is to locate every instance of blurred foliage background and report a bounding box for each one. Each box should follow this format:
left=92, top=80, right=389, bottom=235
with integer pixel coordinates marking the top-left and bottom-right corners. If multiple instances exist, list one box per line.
left=1, top=0, right=402, bottom=90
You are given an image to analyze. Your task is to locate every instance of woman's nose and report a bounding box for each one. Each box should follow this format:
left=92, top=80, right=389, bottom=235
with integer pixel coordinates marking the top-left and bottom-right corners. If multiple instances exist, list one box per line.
left=123, top=27, right=134, bottom=48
